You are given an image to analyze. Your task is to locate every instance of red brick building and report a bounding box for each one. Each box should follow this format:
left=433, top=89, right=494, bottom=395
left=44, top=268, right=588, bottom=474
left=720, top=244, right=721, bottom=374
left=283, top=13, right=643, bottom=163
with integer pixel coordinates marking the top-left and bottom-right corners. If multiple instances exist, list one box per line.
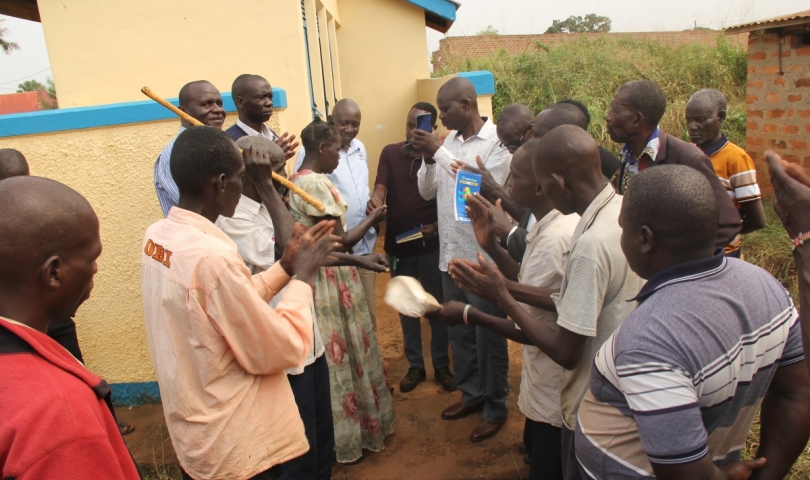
left=0, top=90, right=57, bottom=115
left=726, top=10, right=810, bottom=190
left=432, top=30, right=747, bottom=70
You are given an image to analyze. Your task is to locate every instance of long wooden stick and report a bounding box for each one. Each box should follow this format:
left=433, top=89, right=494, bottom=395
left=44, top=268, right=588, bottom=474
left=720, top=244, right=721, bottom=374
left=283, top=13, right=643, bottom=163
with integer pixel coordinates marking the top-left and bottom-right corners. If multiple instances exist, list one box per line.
left=141, top=86, right=325, bottom=212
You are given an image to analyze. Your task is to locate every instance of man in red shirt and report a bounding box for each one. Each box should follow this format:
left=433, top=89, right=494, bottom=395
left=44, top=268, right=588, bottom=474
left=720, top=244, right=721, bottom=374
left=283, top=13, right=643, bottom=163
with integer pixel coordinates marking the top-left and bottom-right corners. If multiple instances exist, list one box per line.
left=368, top=102, right=454, bottom=393
left=0, top=175, right=141, bottom=480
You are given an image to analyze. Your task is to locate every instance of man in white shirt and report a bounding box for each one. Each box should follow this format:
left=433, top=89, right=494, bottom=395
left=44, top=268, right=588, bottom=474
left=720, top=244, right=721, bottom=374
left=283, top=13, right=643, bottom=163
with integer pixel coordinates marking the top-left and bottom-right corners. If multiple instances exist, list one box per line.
left=295, top=99, right=379, bottom=325
left=153, top=80, right=226, bottom=217
left=411, top=77, right=512, bottom=443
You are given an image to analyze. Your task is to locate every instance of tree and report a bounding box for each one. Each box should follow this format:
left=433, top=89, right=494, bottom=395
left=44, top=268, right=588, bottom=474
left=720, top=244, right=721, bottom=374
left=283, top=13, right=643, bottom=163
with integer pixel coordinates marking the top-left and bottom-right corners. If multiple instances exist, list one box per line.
left=41, top=76, right=58, bottom=109
left=476, top=25, right=499, bottom=36
left=17, top=79, right=45, bottom=93
left=545, top=14, right=611, bottom=34
left=1, top=19, right=20, bottom=54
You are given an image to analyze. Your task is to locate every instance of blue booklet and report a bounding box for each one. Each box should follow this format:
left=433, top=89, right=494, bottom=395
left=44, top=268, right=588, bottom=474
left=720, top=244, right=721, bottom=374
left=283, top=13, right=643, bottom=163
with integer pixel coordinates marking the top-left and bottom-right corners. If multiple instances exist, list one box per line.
left=395, top=225, right=424, bottom=244
left=455, top=171, right=482, bottom=223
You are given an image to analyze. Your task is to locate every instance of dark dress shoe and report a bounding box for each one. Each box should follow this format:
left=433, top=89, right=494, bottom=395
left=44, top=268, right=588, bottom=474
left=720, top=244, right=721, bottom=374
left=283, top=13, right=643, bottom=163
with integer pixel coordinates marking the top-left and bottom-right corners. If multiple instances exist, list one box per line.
left=470, top=418, right=505, bottom=442
left=441, top=401, right=484, bottom=420
left=518, top=442, right=527, bottom=453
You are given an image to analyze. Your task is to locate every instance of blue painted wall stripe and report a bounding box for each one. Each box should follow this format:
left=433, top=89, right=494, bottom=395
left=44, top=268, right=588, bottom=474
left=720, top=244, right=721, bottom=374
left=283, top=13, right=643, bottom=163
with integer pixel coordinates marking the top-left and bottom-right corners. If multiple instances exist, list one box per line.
left=405, top=0, right=457, bottom=21
left=457, top=71, right=496, bottom=96
left=0, top=88, right=287, bottom=138
left=111, top=381, right=161, bottom=406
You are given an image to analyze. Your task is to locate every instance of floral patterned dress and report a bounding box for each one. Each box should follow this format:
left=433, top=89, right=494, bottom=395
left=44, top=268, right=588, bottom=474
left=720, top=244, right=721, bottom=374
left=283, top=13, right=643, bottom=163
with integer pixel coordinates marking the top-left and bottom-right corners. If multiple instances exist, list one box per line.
left=288, top=170, right=395, bottom=463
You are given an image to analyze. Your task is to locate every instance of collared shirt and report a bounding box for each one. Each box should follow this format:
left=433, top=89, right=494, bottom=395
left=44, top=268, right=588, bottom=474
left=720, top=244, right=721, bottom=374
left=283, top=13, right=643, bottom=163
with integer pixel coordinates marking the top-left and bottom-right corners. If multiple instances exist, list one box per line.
left=702, top=134, right=762, bottom=254
left=295, top=138, right=377, bottom=255
left=235, top=118, right=279, bottom=141
left=216, top=195, right=325, bottom=375
left=153, top=126, right=185, bottom=217
left=516, top=210, right=579, bottom=427
left=576, top=254, right=804, bottom=479
left=141, top=207, right=313, bottom=480
left=417, top=118, right=511, bottom=271
left=374, top=141, right=439, bottom=258
left=618, top=126, right=660, bottom=194
left=551, top=184, right=644, bottom=429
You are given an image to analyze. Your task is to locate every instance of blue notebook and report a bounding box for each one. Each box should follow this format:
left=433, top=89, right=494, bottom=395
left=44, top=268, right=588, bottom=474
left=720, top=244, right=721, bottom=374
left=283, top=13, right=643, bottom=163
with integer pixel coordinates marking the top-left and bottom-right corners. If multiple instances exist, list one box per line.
left=455, top=171, right=482, bottom=223
left=395, top=225, right=424, bottom=244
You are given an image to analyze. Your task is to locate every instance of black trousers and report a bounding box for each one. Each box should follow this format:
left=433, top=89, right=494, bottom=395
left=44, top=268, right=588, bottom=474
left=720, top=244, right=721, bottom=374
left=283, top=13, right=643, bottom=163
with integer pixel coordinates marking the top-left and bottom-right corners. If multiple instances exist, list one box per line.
left=281, top=354, right=334, bottom=480
left=524, top=419, right=563, bottom=480
left=47, top=318, right=84, bottom=363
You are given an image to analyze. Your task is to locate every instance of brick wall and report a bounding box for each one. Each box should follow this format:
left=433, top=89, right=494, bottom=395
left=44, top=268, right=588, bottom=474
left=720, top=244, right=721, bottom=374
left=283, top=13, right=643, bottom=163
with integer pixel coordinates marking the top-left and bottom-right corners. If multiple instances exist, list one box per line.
left=432, top=31, right=748, bottom=70
left=745, top=31, right=810, bottom=191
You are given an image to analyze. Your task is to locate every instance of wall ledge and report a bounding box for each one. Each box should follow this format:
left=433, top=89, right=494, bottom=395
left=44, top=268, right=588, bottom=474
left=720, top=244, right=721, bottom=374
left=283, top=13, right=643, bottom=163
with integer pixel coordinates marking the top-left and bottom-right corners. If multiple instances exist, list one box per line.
left=0, top=88, right=287, bottom=138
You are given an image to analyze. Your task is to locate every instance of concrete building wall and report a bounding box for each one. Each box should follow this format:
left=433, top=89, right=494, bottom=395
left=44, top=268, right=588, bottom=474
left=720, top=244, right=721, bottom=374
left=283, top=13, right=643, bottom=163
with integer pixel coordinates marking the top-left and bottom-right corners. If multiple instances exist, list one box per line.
left=745, top=31, right=810, bottom=192
left=432, top=31, right=748, bottom=70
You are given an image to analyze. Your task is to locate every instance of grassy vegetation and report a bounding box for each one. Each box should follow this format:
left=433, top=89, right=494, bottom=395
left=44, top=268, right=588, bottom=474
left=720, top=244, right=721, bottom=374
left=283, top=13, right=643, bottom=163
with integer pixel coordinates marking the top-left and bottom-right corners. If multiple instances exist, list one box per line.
left=434, top=34, right=748, bottom=151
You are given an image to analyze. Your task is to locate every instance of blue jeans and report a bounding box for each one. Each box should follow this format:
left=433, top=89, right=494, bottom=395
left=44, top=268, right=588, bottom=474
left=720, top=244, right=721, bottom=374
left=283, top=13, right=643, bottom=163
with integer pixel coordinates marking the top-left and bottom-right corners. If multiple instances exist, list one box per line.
left=388, top=250, right=450, bottom=370
left=441, top=272, right=509, bottom=422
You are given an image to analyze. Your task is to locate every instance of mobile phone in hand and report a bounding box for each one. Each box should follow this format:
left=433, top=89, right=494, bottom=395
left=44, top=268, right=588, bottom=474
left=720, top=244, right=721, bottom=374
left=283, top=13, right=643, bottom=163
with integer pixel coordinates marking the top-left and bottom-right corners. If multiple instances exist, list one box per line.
left=416, top=113, right=432, bottom=132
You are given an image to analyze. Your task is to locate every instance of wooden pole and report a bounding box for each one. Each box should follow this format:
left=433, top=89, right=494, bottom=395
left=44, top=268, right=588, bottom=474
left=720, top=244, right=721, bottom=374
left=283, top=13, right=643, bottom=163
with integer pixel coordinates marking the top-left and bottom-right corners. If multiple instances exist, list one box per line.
left=141, top=86, right=325, bottom=212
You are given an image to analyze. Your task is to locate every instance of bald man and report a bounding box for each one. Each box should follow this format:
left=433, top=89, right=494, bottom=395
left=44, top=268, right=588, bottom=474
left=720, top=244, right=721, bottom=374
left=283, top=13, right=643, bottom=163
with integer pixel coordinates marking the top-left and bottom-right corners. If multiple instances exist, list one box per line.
left=0, top=177, right=141, bottom=480
left=295, top=98, right=380, bottom=326
left=226, top=74, right=299, bottom=160
left=438, top=125, right=643, bottom=479
left=0, top=148, right=29, bottom=179
left=577, top=165, right=810, bottom=480
left=411, top=76, right=512, bottom=442
left=153, top=80, right=226, bottom=217
left=686, top=89, right=766, bottom=257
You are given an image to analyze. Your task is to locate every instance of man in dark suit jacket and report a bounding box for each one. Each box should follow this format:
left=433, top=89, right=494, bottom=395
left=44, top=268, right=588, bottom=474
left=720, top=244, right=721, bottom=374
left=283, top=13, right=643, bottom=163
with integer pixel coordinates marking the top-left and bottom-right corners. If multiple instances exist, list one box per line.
left=225, top=73, right=298, bottom=159
left=607, top=80, right=741, bottom=251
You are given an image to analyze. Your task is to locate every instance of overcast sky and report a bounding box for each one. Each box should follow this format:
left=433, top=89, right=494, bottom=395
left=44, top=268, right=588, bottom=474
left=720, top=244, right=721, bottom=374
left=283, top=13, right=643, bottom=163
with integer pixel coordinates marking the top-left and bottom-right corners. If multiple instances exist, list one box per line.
left=1, top=0, right=807, bottom=94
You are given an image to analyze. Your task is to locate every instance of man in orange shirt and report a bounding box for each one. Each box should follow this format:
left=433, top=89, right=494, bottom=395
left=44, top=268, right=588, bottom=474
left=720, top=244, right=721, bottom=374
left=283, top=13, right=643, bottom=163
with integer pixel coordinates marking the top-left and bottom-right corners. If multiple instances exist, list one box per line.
left=686, top=89, right=766, bottom=256
left=141, top=126, right=339, bottom=480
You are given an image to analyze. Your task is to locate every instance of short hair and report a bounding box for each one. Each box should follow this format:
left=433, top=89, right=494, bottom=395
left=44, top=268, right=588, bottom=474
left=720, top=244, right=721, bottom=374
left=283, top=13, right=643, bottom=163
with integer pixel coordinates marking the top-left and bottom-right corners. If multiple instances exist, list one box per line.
left=688, top=88, right=727, bottom=113
left=557, top=99, right=591, bottom=127
left=170, top=127, right=239, bottom=195
left=178, top=80, right=213, bottom=107
left=411, top=101, right=438, bottom=126
left=0, top=148, right=29, bottom=180
left=624, top=164, right=718, bottom=252
left=235, top=136, right=286, bottom=169
left=301, top=119, right=340, bottom=151
left=616, top=80, right=667, bottom=127
left=231, top=73, right=267, bottom=100
left=544, top=103, right=588, bottom=131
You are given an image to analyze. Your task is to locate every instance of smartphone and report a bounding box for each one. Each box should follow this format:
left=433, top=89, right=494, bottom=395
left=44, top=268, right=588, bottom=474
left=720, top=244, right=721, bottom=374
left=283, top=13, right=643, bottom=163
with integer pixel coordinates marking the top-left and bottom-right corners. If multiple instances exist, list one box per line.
left=416, top=113, right=432, bottom=132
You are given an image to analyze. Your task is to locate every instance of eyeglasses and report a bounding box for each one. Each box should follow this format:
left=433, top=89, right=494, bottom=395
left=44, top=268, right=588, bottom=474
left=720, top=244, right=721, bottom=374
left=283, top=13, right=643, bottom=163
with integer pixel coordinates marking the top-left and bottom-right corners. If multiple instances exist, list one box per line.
left=501, top=123, right=533, bottom=153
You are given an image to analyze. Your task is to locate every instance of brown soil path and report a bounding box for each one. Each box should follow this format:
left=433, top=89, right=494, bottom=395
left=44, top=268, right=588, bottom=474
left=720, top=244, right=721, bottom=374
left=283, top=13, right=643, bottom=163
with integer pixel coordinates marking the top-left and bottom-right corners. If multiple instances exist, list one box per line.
left=121, top=241, right=530, bottom=480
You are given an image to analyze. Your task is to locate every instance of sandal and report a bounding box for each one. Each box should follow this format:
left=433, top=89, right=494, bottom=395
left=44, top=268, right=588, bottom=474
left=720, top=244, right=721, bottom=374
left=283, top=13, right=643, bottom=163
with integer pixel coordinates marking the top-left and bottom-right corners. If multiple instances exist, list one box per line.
left=118, top=422, right=135, bottom=436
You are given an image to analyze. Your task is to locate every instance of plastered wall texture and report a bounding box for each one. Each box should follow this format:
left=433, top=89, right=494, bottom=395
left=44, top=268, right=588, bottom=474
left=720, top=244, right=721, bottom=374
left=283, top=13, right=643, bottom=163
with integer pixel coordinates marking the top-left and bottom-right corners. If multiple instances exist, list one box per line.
left=0, top=111, right=275, bottom=386
left=745, top=31, right=810, bottom=192
left=432, top=31, right=748, bottom=70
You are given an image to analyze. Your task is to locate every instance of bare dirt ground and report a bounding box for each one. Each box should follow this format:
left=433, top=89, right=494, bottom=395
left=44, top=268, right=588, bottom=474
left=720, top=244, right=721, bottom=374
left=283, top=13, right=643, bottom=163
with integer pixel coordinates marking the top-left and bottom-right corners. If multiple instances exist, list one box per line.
left=121, top=241, right=530, bottom=480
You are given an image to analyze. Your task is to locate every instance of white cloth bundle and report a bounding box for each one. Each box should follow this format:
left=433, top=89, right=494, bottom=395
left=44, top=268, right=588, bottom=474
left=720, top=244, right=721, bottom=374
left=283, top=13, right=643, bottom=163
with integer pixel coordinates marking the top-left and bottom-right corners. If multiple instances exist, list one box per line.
left=384, top=276, right=442, bottom=317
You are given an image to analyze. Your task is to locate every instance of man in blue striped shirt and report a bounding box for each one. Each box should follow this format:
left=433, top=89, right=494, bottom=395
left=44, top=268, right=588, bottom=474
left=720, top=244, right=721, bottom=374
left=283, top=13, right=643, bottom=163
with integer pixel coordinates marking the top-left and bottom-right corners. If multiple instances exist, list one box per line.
left=576, top=165, right=810, bottom=480
left=154, top=80, right=226, bottom=216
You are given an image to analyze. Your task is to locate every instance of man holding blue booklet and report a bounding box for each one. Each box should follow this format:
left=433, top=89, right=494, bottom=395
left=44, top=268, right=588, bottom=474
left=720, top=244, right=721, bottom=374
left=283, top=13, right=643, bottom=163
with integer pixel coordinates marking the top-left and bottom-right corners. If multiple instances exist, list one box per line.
left=368, top=102, right=455, bottom=394
left=411, top=77, right=512, bottom=443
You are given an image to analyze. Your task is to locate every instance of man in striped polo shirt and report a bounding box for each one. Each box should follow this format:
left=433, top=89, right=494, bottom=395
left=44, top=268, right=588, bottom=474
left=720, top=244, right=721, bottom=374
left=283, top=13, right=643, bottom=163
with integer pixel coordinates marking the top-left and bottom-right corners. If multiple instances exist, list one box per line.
left=576, top=165, right=810, bottom=480
left=686, top=88, right=766, bottom=257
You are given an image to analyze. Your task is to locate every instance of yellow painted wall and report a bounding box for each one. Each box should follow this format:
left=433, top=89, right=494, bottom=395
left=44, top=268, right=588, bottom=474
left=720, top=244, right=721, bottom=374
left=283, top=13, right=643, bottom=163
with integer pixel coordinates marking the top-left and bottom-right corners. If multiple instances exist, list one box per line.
left=0, top=111, right=288, bottom=383
left=37, top=0, right=312, bottom=140
left=335, top=0, right=430, bottom=186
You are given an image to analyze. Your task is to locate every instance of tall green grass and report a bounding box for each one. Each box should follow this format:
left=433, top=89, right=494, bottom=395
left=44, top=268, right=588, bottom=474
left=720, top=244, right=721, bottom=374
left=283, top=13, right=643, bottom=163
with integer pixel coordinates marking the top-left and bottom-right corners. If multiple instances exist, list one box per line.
left=435, top=34, right=748, bottom=150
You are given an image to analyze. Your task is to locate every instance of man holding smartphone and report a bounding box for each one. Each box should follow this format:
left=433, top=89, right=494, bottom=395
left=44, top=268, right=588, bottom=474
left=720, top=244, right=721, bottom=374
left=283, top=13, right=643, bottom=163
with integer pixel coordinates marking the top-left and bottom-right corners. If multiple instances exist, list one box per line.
left=368, top=103, right=455, bottom=393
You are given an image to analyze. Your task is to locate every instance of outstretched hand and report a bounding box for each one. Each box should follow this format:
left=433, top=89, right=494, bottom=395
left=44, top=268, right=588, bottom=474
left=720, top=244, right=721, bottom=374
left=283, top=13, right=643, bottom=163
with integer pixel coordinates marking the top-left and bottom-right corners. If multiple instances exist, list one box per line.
left=719, top=457, right=766, bottom=480
left=359, top=254, right=390, bottom=273
left=280, top=221, right=340, bottom=283
left=425, top=300, right=468, bottom=327
left=448, top=252, right=510, bottom=304
left=767, top=151, right=810, bottom=239
left=467, top=194, right=497, bottom=251
left=275, top=132, right=300, bottom=160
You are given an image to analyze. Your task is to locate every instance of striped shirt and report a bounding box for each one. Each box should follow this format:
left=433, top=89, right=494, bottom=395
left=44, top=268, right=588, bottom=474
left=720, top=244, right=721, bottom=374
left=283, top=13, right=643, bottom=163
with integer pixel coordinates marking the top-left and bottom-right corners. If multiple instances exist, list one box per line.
left=702, top=135, right=761, bottom=254
left=153, top=127, right=184, bottom=217
left=575, top=254, right=804, bottom=479
left=216, top=194, right=325, bottom=375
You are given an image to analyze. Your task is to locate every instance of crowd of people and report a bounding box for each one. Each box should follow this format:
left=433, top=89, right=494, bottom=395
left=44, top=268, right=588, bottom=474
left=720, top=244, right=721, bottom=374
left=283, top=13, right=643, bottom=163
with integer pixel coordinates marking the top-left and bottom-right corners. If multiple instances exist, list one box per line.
left=2, top=69, right=810, bottom=480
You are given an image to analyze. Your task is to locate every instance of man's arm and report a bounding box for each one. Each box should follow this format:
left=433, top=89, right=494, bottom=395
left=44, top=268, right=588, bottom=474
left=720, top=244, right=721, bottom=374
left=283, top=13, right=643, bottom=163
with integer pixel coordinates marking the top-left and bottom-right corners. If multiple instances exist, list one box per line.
left=426, top=300, right=532, bottom=345
left=253, top=178, right=294, bottom=253
left=367, top=184, right=387, bottom=214
left=689, top=152, right=742, bottom=250
left=417, top=160, right=438, bottom=201
left=739, top=199, right=767, bottom=234
left=467, top=194, right=521, bottom=281
left=326, top=252, right=389, bottom=273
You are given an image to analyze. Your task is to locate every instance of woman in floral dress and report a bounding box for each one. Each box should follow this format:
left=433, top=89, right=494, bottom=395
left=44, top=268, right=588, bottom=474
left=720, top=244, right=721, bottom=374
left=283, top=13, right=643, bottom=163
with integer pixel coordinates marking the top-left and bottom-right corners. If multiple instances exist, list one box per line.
left=288, top=119, right=395, bottom=464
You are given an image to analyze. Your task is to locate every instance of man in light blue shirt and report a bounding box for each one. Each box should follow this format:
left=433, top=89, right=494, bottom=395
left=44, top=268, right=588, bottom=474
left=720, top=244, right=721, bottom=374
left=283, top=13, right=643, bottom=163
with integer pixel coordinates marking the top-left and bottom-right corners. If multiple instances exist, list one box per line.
left=295, top=99, right=379, bottom=324
left=154, top=80, right=226, bottom=216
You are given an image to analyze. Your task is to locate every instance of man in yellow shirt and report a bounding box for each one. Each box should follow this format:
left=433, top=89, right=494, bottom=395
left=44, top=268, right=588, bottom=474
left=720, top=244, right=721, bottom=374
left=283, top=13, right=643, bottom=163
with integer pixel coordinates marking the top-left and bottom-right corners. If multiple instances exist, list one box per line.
left=686, top=89, right=766, bottom=256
